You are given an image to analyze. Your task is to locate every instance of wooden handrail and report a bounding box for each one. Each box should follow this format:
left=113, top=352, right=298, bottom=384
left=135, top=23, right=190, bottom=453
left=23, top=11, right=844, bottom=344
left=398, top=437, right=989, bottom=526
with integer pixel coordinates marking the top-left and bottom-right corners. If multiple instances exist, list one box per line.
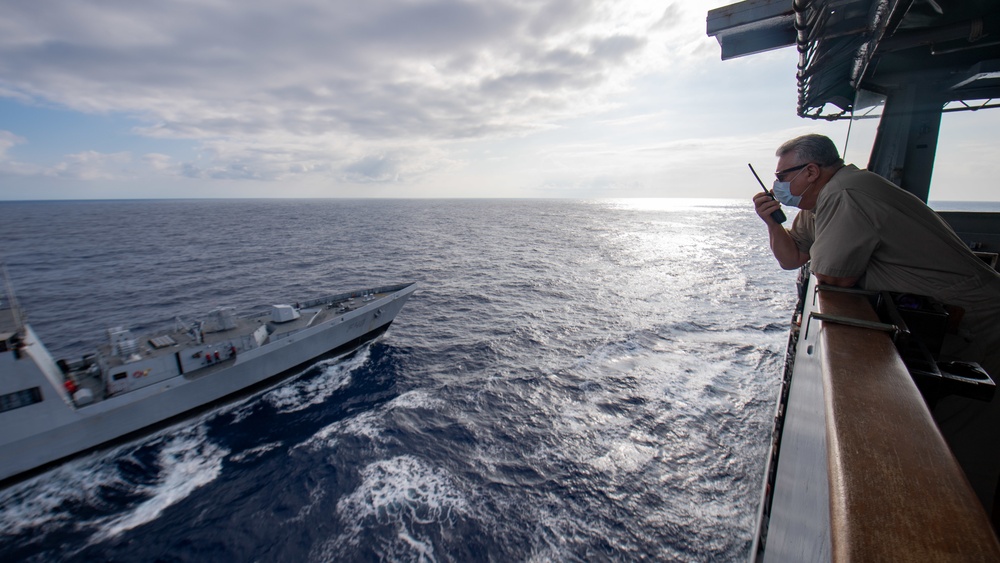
left=817, top=288, right=1000, bottom=561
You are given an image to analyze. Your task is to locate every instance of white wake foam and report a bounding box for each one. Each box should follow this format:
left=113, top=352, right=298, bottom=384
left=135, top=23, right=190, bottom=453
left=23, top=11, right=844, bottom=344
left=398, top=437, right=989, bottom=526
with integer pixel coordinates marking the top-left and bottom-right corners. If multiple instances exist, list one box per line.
left=387, top=389, right=446, bottom=411
left=311, top=455, right=471, bottom=561
left=0, top=450, right=130, bottom=539
left=89, top=424, right=228, bottom=542
left=263, top=347, right=370, bottom=414
left=228, top=441, right=283, bottom=463
left=297, top=388, right=443, bottom=453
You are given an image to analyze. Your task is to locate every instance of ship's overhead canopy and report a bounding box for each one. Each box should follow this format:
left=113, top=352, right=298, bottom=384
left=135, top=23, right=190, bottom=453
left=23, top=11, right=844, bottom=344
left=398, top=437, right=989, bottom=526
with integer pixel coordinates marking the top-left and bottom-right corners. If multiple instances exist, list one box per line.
left=707, top=0, right=1000, bottom=119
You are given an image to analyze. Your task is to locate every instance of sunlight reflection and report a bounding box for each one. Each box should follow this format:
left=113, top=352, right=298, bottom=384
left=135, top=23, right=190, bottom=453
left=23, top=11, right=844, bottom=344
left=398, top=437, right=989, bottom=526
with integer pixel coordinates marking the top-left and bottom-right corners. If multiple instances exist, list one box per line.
left=597, top=198, right=739, bottom=212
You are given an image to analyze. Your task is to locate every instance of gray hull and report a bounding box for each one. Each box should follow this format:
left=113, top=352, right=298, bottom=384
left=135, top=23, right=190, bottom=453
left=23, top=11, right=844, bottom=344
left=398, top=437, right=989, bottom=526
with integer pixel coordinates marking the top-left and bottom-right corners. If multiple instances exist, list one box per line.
left=0, top=282, right=416, bottom=484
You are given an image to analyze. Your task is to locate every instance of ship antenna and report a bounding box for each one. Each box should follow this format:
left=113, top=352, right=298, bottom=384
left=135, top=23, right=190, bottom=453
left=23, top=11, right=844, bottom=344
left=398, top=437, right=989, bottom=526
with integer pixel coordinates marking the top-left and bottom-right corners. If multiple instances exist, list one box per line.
left=0, top=262, right=25, bottom=333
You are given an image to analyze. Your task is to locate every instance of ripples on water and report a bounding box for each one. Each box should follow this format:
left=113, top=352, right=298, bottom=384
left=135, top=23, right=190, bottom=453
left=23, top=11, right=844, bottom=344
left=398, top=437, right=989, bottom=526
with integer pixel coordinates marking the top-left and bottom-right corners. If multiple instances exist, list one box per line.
left=0, top=199, right=797, bottom=561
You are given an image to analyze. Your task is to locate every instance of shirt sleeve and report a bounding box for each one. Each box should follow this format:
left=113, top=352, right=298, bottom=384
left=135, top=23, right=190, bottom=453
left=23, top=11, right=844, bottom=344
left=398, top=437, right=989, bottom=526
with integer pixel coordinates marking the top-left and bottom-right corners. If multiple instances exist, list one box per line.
left=809, top=190, right=879, bottom=278
left=787, top=210, right=815, bottom=255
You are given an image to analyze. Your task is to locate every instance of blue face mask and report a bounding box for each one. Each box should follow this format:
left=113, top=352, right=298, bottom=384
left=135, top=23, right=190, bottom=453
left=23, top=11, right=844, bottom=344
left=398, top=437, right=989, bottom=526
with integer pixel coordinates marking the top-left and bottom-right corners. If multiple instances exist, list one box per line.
left=772, top=168, right=808, bottom=207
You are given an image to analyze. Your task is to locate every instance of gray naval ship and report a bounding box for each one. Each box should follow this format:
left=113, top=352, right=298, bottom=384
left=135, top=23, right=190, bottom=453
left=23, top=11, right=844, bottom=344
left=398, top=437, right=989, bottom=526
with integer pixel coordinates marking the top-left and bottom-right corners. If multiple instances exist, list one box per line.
left=0, top=270, right=416, bottom=484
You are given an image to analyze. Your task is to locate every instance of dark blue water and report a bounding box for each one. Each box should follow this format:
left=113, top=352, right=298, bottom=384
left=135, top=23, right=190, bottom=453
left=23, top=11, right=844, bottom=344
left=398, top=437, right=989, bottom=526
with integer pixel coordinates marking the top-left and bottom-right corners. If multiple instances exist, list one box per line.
left=0, top=199, right=796, bottom=561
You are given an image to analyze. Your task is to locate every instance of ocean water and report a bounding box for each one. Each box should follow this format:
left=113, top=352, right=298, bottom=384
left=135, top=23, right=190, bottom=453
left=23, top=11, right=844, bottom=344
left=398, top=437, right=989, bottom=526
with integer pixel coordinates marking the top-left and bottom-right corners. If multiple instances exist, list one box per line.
left=0, top=199, right=797, bottom=562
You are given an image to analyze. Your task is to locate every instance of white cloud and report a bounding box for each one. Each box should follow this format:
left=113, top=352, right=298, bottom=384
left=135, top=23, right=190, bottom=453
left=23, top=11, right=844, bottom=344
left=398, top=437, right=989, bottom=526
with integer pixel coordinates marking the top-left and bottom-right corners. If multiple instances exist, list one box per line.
left=0, top=131, right=154, bottom=182
left=143, top=153, right=173, bottom=172
left=0, top=0, right=713, bottom=187
left=0, top=130, right=25, bottom=158
left=49, top=151, right=132, bottom=181
left=0, top=130, right=45, bottom=176
left=4, top=0, right=994, bottom=200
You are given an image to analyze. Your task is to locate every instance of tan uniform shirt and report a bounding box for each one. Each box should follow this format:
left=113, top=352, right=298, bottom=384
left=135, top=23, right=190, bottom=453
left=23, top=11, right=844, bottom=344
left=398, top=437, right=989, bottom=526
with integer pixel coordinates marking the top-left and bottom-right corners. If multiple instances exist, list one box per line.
left=788, top=165, right=1000, bottom=374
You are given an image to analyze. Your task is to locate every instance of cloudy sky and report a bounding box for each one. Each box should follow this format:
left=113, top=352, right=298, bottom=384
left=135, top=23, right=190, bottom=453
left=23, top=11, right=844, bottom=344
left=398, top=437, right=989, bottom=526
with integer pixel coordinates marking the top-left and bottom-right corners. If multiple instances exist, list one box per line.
left=1, top=0, right=997, bottom=200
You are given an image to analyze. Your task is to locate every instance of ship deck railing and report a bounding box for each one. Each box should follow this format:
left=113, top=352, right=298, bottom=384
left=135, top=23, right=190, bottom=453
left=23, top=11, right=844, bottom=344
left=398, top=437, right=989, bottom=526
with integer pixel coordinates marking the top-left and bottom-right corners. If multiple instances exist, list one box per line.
left=759, top=275, right=1000, bottom=562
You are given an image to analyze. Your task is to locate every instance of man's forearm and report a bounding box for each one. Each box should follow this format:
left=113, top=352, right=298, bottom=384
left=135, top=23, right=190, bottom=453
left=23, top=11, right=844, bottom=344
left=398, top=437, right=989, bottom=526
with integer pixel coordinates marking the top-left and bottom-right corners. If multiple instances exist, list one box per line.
left=768, top=223, right=809, bottom=270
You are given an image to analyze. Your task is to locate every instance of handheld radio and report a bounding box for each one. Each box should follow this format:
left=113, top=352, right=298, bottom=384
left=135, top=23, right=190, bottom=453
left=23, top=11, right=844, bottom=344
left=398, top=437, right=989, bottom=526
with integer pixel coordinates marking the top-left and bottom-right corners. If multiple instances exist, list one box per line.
left=748, top=163, right=786, bottom=224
